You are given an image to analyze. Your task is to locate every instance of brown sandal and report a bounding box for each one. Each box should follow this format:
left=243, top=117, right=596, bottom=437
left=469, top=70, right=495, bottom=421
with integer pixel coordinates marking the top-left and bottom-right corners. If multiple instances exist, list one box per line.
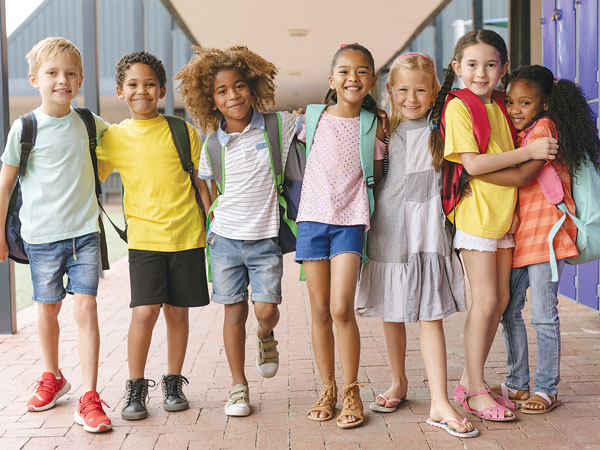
left=307, top=374, right=337, bottom=421
left=490, top=383, right=530, bottom=405
left=521, top=392, right=561, bottom=414
left=336, top=381, right=364, bottom=429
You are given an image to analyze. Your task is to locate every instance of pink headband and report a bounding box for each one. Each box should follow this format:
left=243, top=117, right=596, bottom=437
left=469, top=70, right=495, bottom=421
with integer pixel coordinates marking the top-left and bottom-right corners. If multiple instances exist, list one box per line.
left=340, top=42, right=360, bottom=49
left=394, top=52, right=435, bottom=68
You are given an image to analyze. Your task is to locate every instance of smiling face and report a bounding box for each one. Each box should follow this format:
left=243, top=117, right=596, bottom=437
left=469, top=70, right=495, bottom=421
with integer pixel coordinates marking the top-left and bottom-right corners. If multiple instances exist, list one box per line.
left=116, top=63, right=165, bottom=120
left=387, top=69, right=434, bottom=122
left=505, top=78, right=546, bottom=131
left=328, top=49, right=376, bottom=108
left=29, top=53, right=83, bottom=117
left=452, top=43, right=508, bottom=103
left=212, top=69, right=253, bottom=133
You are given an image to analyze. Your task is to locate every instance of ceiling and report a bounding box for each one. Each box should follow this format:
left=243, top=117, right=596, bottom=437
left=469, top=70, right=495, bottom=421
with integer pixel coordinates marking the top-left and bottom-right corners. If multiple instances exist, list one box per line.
left=167, top=0, right=448, bottom=111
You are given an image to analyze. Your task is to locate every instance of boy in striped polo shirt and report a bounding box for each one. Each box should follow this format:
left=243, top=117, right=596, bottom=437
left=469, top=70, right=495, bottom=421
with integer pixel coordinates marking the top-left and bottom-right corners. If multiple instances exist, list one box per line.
left=175, top=46, right=301, bottom=417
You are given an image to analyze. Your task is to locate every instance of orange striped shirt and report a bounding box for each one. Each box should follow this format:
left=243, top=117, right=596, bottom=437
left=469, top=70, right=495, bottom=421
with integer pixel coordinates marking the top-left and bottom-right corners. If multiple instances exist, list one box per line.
left=513, top=117, right=579, bottom=268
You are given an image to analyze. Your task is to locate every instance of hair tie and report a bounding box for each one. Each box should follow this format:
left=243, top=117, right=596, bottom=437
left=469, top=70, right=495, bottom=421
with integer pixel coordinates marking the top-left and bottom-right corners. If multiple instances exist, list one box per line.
left=553, top=77, right=560, bottom=85
left=394, top=52, right=435, bottom=69
left=340, top=42, right=360, bottom=49
left=430, top=124, right=438, bottom=130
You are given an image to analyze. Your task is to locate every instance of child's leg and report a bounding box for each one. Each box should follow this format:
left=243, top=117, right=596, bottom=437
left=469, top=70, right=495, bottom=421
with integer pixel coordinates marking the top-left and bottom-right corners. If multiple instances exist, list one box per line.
left=72, top=294, right=100, bottom=392
left=303, top=259, right=334, bottom=419
left=460, top=249, right=512, bottom=416
left=163, top=304, right=189, bottom=375
left=421, top=320, right=474, bottom=433
left=223, top=302, right=249, bottom=385
left=330, top=252, right=362, bottom=424
left=376, top=321, right=408, bottom=406
left=254, top=302, right=280, bottom=339
left=128, top=305, right=161, bottom=378
left=38, top=302, right=62, bottom=376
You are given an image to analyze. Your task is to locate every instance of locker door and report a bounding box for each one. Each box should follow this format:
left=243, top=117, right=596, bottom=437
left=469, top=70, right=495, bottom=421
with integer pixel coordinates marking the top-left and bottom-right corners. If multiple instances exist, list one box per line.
left=557, top=0, right=576, bottom=81
left=542, top=0, right=557, bottom=73
left=577, top=0, right=599, bottom=99
left=560, top=264, right=577, bottom=299
left=577, top=263, right=600, bottom=310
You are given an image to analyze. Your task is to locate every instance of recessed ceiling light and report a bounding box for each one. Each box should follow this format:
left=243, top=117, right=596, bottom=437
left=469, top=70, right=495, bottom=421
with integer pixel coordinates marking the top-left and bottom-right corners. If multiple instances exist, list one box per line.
left=288, top=29, right=309, bottom=37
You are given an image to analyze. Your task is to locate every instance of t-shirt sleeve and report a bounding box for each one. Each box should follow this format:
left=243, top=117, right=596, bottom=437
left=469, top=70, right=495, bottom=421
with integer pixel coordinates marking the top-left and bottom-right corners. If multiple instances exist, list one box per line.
left=93, top=113, right=110, bottom=140
left=95, top=125, right=116, bottom=181
left=0, top=119, right=23, bottom=167
left=198, top=140, right=213, bottom=180
left=187, top=123, right=201, bottom=170
left=374, top=138, right=385, bottom=160
left=527, top=117, right=557, bottom=142
left=443, top=98, right=480, bottom=164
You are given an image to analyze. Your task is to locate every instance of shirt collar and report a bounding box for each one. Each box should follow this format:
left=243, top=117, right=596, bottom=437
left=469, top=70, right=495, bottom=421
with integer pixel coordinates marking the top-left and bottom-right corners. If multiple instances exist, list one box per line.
left=216, top=107, right=265, bottom=147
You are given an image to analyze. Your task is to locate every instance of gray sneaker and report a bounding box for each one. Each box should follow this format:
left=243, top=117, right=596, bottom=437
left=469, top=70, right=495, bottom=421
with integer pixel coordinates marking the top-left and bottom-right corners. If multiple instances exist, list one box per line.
left=161, top=374, right=189, bottom=412
left=121, top=378, right=155, bottom=420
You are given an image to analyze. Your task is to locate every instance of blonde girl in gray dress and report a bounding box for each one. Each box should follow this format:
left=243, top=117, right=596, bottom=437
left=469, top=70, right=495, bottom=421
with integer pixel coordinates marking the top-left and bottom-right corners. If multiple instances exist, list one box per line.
left=355, top=53, right=476, bottom=438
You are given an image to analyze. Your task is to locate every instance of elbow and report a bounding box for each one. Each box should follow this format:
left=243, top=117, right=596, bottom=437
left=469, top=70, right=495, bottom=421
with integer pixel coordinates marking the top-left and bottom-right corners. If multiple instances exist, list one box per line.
left=461, top=162, right=484, bottom=176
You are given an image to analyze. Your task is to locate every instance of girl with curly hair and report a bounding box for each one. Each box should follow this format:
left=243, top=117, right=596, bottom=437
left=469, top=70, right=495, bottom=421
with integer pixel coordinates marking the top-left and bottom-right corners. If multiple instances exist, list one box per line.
left=175, top=46, right=302, bottom=418
left=475, top=65, right=599, bottom=414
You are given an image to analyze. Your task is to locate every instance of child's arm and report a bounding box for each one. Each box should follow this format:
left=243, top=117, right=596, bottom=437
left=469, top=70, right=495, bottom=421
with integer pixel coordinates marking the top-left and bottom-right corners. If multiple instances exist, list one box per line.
left=0, top=164, right=18, bottom=261
left=374, top=121, right=386, bottom=183
left=475, top=160, right=545, bottom=187
left=193, top=172, right=212, bottom=219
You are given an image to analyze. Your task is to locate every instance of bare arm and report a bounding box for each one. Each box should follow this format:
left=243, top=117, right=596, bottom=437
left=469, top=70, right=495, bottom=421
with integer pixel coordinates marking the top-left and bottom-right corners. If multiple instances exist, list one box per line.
left=459, top=137, right=558, bottom=176
left=476, top=160, right=545, bottom=187
left=374, top=121, right=386, bottom=184
left=193, top=170, right=212, bottom=219
left=0, top=164, right=19, bottom=261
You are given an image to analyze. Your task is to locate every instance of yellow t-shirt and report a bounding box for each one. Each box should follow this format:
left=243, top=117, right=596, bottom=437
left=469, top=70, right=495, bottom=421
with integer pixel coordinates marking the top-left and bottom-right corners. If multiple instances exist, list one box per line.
left=96, top=115, right=205, bottom=251
left=443, top=98, right=517, bottom=239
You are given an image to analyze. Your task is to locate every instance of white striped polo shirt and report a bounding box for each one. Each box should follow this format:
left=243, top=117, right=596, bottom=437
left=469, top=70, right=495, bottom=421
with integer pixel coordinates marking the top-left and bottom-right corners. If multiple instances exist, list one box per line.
left=199, top=109, right=301, bottom=240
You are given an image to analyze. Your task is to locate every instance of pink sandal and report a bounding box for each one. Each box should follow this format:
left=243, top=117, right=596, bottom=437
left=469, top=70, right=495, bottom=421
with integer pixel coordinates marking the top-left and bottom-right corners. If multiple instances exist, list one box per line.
left=455, top=383, right=519, bottom=411
left=369, top=394, right=404, bottom=413
left=462, top=388, right=516, bottom=422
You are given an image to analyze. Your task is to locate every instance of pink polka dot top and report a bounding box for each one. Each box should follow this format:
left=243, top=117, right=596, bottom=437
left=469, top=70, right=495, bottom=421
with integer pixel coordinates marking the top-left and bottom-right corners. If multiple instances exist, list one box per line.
left=296, top=111, right=385, bottom=230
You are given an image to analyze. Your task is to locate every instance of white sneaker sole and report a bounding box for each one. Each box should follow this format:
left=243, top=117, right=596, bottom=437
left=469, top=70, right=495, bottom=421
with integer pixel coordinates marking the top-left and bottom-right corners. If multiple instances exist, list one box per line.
left=224, top=403, right=250, bottom=417
left=256, top=362, right=278, bottom=378
left=27, top=380, right=72, bottom=412
left=74, top=410, right=112, bottom=433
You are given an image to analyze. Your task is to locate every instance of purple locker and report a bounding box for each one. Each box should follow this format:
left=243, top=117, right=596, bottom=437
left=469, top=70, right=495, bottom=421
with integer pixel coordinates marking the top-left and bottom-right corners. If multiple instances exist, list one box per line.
left=560, top=264, right=577, bottom=299
left=576, top=262, right=600, bottom=310
left=577, top=0, right=599, bottom=100
left=557, top=0, right=576, bottom=81
left=542, top=0, right=557, bottom=73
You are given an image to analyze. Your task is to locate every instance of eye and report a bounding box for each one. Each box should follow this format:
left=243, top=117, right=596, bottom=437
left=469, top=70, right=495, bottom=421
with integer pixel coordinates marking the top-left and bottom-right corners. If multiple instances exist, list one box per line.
left=417, top=88, right=426, bottom=93
left=505, top=99, right=513, bottom=105
left=467, top=63, right=476, bottom=68
left=236, top=83, right=246, bottom=89
left=487, top=63, right=497, bottom=68
left=521, top=101, right=530, bottom=106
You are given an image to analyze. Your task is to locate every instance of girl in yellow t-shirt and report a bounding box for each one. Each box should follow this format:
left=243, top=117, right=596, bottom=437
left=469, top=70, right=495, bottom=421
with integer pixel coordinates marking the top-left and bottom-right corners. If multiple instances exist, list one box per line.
left=428, top=29, right=558, bottom=422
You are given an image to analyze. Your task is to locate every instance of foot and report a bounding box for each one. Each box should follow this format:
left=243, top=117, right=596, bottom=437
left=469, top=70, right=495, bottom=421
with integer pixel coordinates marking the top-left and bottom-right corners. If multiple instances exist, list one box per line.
left=27, top=370, right=71, bottom=412
left=466, top=391, right=513, bottom=418
left=337, top=382, right=364, bottom=428
left=490, top=383, right=530, bottom=404
left=224, top=384, right=250, bottom=417
left=374, top=379, right=408, bottom=409
left=521, top=392, right=561, bottom=414
left=255, top=326, right=279, bottom=378
left=307, top=374, right=337, bottom=421
left=161, top=374, right=190, bottom=412
left=121, top=378, right=155, bottom=421
left=73, top=391, right=112, bottom=433
left=430, top=400, right=474, bottom=434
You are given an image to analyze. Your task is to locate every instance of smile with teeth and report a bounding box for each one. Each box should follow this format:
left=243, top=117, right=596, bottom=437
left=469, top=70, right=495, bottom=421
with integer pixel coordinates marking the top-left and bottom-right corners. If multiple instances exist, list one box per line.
left=345, top=86, right=361, bottom=91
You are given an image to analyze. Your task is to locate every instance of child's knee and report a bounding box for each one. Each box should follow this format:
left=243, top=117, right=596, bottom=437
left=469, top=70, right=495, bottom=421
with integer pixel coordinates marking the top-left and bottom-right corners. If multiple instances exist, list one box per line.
left=38, top=302, right=61, bottom=320
left=253, top=302, right=278, bottom=323
left=224, top=302, right=248, bottom=325
left=163, top=304, right=189, bottom=324
left=132, top=304, right=161, bottom=326
left=330, top=303, right=354, bottom=325
left=72, top=295, right=98, bottom=323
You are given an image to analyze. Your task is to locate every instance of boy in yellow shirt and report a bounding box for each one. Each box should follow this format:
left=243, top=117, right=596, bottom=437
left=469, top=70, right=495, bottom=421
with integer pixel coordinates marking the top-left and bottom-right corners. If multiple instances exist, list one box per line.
left=95, top=51, right=211, bottom=420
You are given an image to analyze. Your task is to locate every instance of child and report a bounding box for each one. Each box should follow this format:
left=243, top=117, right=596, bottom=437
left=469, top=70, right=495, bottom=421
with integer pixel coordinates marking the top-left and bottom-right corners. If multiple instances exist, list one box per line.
left=0, top=37, right=111, bottom=432
left=296, top=43, right=385, bottom=429
left=356, top=52, right=477, bottom=438
left=428, top=30, right=558, bottom=421
left=174, top=46, right=301, bottom=417
left=95, top=51, right=211, bottom=420
left=477, top=65, right=599, bottom=414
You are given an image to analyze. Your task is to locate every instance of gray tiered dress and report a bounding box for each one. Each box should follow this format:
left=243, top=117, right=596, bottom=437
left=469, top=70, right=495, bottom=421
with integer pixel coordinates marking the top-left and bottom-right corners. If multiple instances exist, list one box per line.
left=355, top=117, right=467, bottom=322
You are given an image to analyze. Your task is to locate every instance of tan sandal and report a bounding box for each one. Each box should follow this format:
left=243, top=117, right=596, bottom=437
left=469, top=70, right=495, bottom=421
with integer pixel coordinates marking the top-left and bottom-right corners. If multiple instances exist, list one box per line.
left=521, top=392, right=561, bottom=415
left=307, top=374, right=337, bottom=421
left=336, top=381, right=364, bottom=429
left=490, top=383, right=530, bottom=405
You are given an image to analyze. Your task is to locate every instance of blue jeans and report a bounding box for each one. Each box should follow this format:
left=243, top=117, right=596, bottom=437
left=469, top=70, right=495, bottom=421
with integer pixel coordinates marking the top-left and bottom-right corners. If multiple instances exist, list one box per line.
left=500, top=259, right=565, bottom=396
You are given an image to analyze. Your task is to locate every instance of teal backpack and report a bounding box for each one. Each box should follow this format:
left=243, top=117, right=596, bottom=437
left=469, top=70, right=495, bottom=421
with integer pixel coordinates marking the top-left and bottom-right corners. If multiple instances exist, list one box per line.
left=304, top=104, right=378, bottom=261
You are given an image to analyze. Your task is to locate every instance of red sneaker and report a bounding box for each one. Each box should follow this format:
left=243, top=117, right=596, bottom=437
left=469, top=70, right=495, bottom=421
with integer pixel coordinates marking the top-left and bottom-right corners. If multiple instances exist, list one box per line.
left=74, top=391, right=112, bottom=433
left=27, top=370, right=71, bottom=412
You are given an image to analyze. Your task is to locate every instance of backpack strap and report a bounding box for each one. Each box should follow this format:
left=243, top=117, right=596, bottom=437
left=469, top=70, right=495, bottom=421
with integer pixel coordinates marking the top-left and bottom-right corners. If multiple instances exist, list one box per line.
left=264, top=112, right=283, bottom=185
left=204, top=132, right=224, bottom=195
left=18, top=112, right=37, bottom=177
left=359, top=108, right=377, bottom=218
left=305, top=104, right=328, bottom=155
left=444, top=88, right=491, bottom=153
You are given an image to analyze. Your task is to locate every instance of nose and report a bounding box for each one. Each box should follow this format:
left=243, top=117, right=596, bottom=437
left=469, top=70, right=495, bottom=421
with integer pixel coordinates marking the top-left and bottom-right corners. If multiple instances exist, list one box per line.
left=227, top=88, right=240, bottom=100
left=475, top=65, right=485, bottom=77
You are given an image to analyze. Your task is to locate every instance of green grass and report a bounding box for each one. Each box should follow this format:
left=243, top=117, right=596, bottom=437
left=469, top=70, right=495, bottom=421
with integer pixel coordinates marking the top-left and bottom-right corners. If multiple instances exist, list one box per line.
left=15, top=206, right=128, bottom=311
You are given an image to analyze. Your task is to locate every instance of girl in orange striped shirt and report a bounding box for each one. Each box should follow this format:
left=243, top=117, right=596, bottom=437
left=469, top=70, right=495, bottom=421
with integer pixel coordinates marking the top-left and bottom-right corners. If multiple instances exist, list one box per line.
left=476, top=65, right=599, bottom=414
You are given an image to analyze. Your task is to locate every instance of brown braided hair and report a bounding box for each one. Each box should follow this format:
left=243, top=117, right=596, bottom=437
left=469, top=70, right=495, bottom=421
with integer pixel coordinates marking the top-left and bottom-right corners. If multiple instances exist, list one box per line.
left=428, top=29, right=509, bottom=170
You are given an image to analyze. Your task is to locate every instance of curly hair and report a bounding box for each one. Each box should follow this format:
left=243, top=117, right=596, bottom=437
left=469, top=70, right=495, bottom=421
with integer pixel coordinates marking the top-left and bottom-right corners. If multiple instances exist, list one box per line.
left=174, top=45, right=277, bottom=134
left=115, top=51, right=167, bottom=88
left=428, top=29, right=509, bottom=170
left=323, top=43, right=378, bottom=114
left=507, top=65, right=599, bottom=174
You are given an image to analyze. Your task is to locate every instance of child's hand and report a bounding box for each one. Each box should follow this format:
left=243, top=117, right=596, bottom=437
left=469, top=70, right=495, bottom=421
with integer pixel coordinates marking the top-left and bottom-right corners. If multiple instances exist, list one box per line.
left=376, top=109, right=389, bottom=135
left=527, top=137, right=558, bottom=160
left=292, top=108, right=305, bottom=116
left=508, top=209, right=520, bottom=234
left=461, top=181, right=473, bottom=197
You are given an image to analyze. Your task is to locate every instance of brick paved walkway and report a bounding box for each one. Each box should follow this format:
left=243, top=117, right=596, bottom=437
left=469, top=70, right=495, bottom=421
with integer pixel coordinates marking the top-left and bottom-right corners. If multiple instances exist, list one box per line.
left=1, top=254, right=600, bottom=449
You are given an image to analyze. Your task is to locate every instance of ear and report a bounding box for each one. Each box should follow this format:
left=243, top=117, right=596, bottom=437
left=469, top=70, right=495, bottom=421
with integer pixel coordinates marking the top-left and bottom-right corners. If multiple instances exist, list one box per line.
left=370, top=75, right=377, bottom=90
left=159, top=85, right=166, bottom=99
left=451, top=60, right=461, bottom=77
left=78, top=75, right=83, bottom=89
left=29, top=72, right=39, bottom=89
left=116, top=85, right=124, bottom=99
left=328, top=74, right=335, bottom=90
left=543, top=101, right=549, bottom=111
left=386, top=82, right=392, bottom=97
left=500, top=61, right=510, bottom=78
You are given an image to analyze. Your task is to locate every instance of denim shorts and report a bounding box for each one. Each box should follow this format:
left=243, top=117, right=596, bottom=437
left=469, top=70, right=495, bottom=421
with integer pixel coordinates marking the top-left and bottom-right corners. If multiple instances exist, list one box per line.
left=207, top=229, right=283, bottom=305
left=24, top=232, right=101, bottom=304
left=294, top=221, right=365, bottom=262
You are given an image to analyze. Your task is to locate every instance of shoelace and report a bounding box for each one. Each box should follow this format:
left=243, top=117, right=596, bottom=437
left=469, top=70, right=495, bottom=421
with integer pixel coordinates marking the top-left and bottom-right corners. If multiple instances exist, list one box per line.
left=126, top=379, right=155, bottom=403
left=79, top=397, right=110, bottom=417
left=34, top=377, right=61, bottom=394
left=340, top=381, right=363, bottom=411
left=163, top=375, right=189, bottom=396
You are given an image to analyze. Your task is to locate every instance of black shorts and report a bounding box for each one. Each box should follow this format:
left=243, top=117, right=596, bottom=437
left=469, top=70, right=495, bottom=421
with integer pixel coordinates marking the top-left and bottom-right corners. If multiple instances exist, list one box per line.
left=128, top=247, right=210, bottom=308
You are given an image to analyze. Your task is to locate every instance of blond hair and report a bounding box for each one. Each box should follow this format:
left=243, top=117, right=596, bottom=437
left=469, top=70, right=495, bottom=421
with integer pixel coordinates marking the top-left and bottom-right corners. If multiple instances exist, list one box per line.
left=26, top=37, right=82, bottom=75
left=385, top=52, right=440, bottom=136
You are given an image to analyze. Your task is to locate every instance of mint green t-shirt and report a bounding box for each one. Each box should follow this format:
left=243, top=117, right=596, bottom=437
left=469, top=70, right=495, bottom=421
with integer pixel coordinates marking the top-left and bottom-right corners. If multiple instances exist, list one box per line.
left=1, top=107, right=109, bottom=244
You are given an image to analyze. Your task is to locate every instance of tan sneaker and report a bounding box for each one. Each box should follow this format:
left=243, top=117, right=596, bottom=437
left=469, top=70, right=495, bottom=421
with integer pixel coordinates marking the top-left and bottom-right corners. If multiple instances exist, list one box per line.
left=255, top=326, right=279, bottom=378
left=224, top=384, right=250, bottom=417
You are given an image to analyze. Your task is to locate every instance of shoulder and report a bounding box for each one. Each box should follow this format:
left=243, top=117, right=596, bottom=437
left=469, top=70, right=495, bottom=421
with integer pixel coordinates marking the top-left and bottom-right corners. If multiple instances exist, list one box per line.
left=445, top=97, right=470, bottom=115
left=525, top=117, right=557, bottom=141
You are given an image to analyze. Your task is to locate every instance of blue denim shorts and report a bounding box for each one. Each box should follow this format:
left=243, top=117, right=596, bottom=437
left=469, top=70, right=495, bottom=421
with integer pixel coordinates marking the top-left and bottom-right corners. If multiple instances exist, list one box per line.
left=24, top=232, right=101, bottom=304
left=207, top=230, right=283, bottom=305
left=294, top=222, right=364, bottom=262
